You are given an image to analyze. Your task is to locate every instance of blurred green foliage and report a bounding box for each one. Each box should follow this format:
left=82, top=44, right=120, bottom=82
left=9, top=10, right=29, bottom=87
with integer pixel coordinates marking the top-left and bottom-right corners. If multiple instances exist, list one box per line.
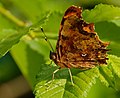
left=0, top=0, right=120, bottom=98
left=0, top=53, right=21, bottom=83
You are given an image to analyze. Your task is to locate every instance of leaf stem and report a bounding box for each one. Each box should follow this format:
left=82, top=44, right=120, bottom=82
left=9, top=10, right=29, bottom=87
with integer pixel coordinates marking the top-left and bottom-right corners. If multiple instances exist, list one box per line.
left=23, top=32, right=57, bottom=40
left=0, top=5, right=26, bottom=27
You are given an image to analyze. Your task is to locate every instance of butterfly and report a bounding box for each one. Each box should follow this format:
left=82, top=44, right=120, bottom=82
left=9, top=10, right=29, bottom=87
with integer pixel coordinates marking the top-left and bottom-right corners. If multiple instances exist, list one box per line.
left=40, top=5, right=109, bottom=85
left=50, top=5, right=109, bottom=70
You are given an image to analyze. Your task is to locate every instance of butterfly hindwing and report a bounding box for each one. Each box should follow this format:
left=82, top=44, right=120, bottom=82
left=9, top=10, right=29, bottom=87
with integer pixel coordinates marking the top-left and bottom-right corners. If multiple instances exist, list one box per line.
left=50, top=5, right=109, bottom=69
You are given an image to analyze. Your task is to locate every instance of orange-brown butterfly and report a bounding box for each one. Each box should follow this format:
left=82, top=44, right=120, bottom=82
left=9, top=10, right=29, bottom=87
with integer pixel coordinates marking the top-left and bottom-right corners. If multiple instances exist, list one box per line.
left=42, top=5, right=109, bottom=84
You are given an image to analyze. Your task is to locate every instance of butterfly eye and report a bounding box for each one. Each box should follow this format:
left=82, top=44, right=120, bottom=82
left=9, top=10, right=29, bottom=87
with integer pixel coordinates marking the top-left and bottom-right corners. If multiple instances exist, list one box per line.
left=50, top=51, right=56, bottom=60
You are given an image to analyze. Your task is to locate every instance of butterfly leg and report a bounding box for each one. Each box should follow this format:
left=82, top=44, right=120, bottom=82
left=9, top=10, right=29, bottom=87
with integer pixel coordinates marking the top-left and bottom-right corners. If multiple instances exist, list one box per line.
left=68, top=68, right=74, bottom=85
left=52, top=68, right=74, bottom=85
left=52, top=67, right=61, bottom=80
left=45, top=67, right=61, bottom=90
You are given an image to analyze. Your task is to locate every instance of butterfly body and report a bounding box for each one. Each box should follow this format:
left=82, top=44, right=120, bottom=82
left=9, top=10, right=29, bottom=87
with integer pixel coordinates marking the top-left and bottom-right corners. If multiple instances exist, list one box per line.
left=50, top=6, right=109, bottom=69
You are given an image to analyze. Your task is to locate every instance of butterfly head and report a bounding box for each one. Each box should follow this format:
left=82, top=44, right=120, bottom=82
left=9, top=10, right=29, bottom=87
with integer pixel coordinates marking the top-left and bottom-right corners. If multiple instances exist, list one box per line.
left=50, top=51, right=57, bottom=62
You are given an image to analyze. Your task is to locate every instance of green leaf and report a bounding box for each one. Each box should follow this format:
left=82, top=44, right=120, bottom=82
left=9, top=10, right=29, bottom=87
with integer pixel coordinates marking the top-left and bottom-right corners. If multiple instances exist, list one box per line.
left=34, top=67, right=99, bottom=98
left=98, top=71, right=109, bottom=87
left=109, top=55, right=120, bottom=78
left=34, top=79, right=66, bottom=98
left=97, top=55, right=120, bottom=88
left=110, top=19, right=120, bottom=27
left=83, top=4, right=120, bottom=23
left=63, top=68, right=98, bottom=98
left=9, top=0, right=80, bottom=23
left=0, top=13, right=17, bottom=30
left=24, top=38, right=57, bottom=60
left=0, top=29, right=24, bottom=58
left=29, top=10, right=63, bottom=35
left=10, top=38, right=51, bottom=88
left=98, top=65, right=115, bottom=88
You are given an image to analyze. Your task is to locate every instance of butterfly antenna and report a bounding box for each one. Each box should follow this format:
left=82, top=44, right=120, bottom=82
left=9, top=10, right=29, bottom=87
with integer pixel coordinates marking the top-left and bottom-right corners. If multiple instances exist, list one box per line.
left=41, top=27, right=54, bottom=52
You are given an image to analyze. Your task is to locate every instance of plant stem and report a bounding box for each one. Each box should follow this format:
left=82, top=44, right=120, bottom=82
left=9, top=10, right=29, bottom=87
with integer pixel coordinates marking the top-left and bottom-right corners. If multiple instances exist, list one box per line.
left=0, top=5, right=26, bottom=27
left=23, top=32, right=57, bottom=41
